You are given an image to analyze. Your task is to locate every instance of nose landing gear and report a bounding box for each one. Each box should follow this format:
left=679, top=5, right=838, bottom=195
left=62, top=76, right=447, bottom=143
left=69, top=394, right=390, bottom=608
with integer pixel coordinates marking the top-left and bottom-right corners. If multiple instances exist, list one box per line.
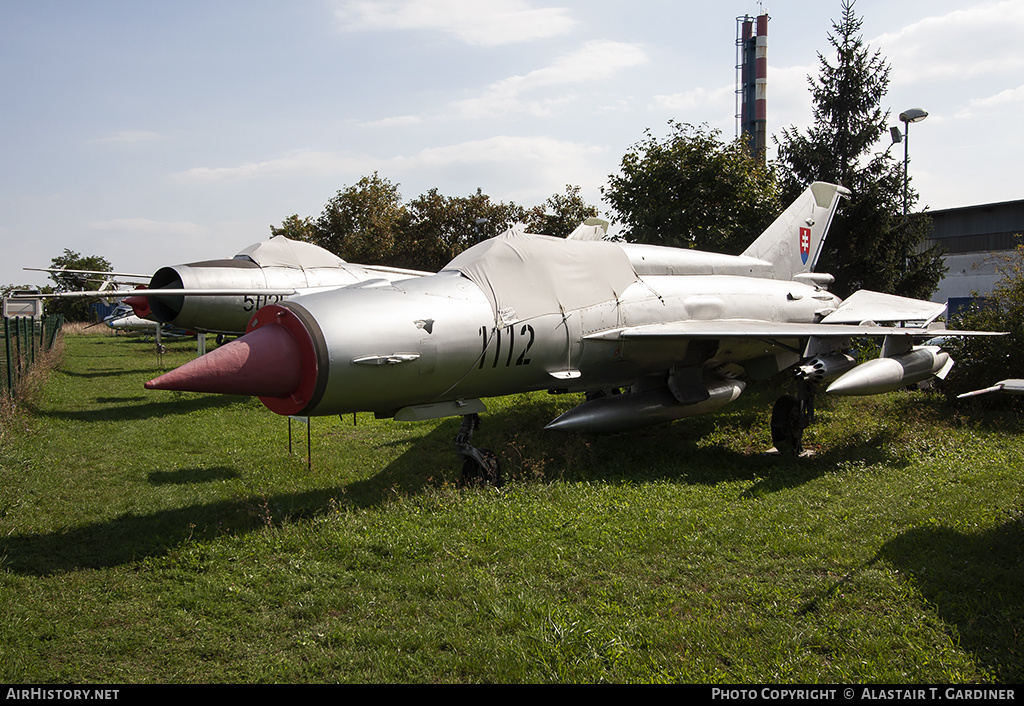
left=455, top=414, right=503, bottom=487
left=769, top=382, right=816, bottom=457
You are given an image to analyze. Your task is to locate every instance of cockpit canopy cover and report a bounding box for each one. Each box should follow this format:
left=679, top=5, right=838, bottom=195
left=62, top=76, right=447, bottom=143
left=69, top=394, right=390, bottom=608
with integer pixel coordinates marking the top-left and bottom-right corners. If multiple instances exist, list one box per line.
left=444, top=227, right=639, bottom=325
left=234, top=236, right=347, bottom=270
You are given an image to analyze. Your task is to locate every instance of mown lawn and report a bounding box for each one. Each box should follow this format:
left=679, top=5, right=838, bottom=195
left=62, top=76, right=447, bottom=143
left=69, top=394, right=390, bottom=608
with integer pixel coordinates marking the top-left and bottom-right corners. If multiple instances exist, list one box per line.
left=0, top=331, right=1020, bottom=683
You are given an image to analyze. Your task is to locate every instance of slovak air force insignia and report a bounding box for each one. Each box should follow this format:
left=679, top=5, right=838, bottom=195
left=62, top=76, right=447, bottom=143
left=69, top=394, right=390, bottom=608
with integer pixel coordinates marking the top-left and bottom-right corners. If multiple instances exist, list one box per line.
left=799, top=227, right=811, bottom=265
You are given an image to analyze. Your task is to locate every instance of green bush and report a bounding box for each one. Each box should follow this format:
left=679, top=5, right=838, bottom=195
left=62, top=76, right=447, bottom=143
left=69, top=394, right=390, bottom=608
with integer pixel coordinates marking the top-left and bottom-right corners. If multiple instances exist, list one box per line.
left=940, top=244, right=1024, bottom=408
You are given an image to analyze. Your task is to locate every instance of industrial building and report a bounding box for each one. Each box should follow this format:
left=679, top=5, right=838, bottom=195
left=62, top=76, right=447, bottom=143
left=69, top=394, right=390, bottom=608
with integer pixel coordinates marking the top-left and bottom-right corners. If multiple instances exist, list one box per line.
left=926, top=199, right=1024, bottom=310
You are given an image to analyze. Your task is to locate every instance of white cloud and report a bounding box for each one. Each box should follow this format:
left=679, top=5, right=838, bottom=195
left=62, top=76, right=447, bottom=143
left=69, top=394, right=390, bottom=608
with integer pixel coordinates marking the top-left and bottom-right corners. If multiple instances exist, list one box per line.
left=358, top=115, right=423, bottom=128
left=955, top=84, right=1024, bottom=119
left=971, top=84, right=1024, bottom=109
left=874, top=1, right=1024, bottom=84
left=395, top=135, right=608, bottom=203
left=764, top=63, right=817, bottom=131
left=650, top=85, right=733, bottom=114
left=452, top=40, right=648, bottom=119
left=169, top=135, right=606, bottom=204
left=407, top=134, right=603, bottom=168
left=334, top=0, right=577, bottom=47
left=171, top=150, right=375, bottom=183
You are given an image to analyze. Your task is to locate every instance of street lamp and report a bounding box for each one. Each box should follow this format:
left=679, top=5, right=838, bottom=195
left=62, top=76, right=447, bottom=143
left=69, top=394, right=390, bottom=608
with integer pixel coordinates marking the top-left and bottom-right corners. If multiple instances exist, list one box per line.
left=473, top=217, right=489, bottom=244
left=896, top=108, right=928, bottom=214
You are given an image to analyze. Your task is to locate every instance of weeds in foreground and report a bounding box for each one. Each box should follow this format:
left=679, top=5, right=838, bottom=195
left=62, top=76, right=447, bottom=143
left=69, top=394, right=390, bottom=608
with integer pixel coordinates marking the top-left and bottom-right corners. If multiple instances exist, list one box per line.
left=0, top=329, right=64, bottom=444
left=0, top=333, right=1021, bottom=683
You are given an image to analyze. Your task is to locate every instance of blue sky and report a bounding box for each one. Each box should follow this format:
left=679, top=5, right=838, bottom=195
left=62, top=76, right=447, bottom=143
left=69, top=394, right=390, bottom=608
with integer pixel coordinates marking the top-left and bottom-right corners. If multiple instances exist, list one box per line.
left=3, top=0, right=1023, bottom=287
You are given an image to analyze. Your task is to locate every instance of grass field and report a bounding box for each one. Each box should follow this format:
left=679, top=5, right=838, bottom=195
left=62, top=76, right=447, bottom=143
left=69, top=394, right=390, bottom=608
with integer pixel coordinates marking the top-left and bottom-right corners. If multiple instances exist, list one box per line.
left=0, top=330, right=1021, bottom=683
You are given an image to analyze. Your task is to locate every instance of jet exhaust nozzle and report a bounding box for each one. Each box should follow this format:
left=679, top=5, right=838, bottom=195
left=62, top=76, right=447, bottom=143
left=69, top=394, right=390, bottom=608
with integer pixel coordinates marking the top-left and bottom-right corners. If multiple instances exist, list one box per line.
left=545, top=379, right=746, bottom=434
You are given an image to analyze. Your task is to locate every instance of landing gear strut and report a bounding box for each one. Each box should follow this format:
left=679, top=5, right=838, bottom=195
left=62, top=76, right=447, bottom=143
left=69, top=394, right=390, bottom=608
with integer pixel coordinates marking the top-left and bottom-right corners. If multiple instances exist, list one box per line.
left=770, top=382, right=816, bottom=456
left=455, top=414, right=503, bottom=487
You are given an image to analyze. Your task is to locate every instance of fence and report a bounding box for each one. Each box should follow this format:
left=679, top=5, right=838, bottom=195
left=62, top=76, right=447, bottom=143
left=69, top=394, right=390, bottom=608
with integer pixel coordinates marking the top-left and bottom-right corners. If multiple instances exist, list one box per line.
left=2, top=316, right=64, bottom=398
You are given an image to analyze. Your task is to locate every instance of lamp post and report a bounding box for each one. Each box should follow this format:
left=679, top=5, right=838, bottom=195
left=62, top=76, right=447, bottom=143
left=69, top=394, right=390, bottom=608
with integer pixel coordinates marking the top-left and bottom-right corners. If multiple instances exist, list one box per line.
left=897, top=108, right=928, bottom=214
left=473, top=217, right=489, bottom=244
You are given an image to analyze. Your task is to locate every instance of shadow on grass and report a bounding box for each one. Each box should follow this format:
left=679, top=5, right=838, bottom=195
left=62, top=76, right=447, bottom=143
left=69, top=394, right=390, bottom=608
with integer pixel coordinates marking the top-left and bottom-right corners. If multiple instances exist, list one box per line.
left=0, top=389, right=978, bottom=579
left=0, top=485, right=351, bottom=577
left=802, top=519, right=1024, bottom=683
left=739, top=428, right=912, bottom=498
left=876, top=520, right=1024, bottom=683
left=339, top=394, right=918, bottom=504
left=31, top=394, right=250, bottom=422
left=59, top=368, right=160, bottom=380
left=0, top=401, right=836, bottom=576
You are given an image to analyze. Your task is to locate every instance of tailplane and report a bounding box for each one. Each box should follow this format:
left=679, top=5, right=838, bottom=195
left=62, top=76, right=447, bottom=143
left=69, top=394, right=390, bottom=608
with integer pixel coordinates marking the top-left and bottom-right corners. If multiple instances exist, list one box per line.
left=741, top=182, right=849, bottom=281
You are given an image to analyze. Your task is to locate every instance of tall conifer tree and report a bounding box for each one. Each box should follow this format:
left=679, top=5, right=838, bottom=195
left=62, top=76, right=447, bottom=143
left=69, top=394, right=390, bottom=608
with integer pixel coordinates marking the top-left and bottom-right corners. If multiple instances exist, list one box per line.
left=774, top=0, right=945, bottom=299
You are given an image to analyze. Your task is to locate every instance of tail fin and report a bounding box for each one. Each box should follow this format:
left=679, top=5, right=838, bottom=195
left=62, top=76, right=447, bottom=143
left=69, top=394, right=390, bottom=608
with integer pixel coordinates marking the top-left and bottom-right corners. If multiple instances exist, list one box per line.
left=741, top=182, right=849, bottom=281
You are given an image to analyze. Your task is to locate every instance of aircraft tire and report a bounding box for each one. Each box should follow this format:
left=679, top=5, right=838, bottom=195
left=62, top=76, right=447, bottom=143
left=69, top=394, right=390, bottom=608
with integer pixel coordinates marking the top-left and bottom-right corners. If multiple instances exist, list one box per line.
left=461, top=449, right=503, bottom=488
left=770, top=394, right=804, bottom=455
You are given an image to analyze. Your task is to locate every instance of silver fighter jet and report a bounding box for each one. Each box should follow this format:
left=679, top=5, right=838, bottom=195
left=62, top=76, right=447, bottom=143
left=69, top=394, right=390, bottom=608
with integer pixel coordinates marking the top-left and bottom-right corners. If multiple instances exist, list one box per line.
left=145, top=183, right=1001, bottom=478
left=20, top=236, right=428, bottom=337
left=121, top=236, right=428, bottom=336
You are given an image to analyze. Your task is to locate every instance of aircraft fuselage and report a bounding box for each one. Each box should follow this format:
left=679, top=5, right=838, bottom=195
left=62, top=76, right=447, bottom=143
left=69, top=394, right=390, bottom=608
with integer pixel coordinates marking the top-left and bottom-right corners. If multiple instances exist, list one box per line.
left=247, top=268, right=841, bottom=419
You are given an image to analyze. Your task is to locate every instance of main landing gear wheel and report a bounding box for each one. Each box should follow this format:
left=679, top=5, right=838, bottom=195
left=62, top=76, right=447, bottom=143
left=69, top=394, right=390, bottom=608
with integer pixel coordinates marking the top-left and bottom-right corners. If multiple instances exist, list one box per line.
left=455, top=414, right=503, bottom=487
left=770, top=394, right=805, bottom=456
left=461, top=448, right=502, bottom=487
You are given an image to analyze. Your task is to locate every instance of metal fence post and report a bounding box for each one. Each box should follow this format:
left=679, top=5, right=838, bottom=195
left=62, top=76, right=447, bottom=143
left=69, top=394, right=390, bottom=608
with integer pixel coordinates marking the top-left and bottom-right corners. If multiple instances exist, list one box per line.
left=3, top=318, right=10, bottom=394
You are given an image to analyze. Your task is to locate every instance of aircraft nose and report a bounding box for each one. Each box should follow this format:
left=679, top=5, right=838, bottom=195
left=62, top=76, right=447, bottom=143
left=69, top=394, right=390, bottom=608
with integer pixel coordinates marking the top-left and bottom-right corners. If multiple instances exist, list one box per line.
left=124, top=294, right=151, bottom=319
left=145, top=323, right=302, bottom=398
left=145, top=304, right=323, bottom=415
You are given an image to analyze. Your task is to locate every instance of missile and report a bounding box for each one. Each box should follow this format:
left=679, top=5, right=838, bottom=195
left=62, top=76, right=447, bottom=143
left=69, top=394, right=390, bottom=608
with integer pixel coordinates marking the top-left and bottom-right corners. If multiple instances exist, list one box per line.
left=544, top=379, right=746, bottom=434
left=826, top=346, right=951, bottom=396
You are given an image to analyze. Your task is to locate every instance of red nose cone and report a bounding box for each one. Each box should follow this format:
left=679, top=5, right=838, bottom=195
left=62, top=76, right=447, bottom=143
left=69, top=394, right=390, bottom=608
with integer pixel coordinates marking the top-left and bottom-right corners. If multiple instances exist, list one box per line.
left=124, top=294, right=151, bottom=319
left=145, top=324, right=302, bottom=398
left=145, top=304, right=321, bottom=417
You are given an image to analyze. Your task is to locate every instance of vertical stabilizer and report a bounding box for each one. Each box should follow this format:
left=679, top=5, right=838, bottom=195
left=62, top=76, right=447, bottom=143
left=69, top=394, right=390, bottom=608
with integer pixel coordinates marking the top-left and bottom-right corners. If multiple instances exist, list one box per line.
left=741, top=182, right=849, bottom=280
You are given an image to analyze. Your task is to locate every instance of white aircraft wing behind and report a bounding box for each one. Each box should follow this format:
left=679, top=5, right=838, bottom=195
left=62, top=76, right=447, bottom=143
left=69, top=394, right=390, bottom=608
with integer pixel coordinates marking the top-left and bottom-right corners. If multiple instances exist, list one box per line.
left=819, top=290, right=947, bottom=325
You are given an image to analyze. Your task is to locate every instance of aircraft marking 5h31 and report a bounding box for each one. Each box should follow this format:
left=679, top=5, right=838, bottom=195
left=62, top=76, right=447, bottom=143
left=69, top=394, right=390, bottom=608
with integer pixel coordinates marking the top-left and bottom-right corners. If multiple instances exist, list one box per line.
left=145, top=183, right=1002, bottom=480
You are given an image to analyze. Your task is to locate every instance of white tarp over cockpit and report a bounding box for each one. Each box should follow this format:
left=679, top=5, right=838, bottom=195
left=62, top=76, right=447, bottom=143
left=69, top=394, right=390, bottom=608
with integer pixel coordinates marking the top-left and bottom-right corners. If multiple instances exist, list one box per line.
left=234, top=236, right=347, bottom=270
left=444, top=228, right=639, bottom=325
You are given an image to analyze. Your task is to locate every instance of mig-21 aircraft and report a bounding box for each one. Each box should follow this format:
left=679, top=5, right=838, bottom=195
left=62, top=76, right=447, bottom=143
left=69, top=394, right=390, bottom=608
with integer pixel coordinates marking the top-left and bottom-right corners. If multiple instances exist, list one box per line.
left=18, top=236, right=429, bottom=337
left=144, top=183, right=1001, bottom=480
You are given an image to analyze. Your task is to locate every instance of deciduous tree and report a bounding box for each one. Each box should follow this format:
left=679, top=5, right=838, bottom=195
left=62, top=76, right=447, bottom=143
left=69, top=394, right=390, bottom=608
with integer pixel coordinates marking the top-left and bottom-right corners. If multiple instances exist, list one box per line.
left=523, top=185, right=600, bottom=238
left=399, top=188, right=528, bottom=272
left=602, top=121, right=780, bottom=254
left=45, top=249, right=114, bottom=321
left=271, top=177, right=601, bottom=272
left=310, top=172, right=410, bottom=266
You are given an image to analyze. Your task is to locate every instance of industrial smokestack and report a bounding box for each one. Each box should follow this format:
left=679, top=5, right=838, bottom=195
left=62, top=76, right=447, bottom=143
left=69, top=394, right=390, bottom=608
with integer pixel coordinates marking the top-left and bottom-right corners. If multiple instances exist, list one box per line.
left=736, top=13, right=769, bottom=162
